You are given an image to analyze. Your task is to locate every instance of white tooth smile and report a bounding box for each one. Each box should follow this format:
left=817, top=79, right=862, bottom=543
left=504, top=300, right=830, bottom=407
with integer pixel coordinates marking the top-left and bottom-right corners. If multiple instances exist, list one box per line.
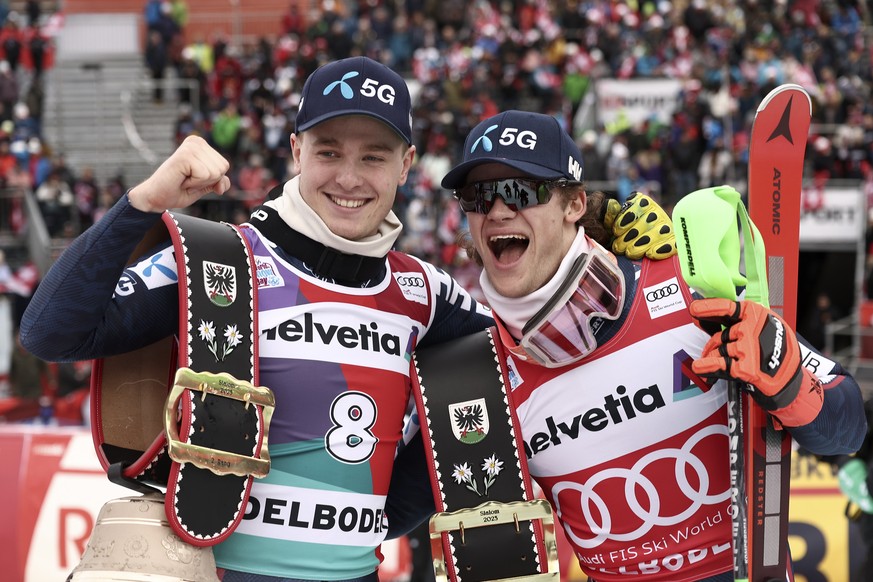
left=331, top=196, right=366, bottom=209
left=489, top=234, right=528, bottom=242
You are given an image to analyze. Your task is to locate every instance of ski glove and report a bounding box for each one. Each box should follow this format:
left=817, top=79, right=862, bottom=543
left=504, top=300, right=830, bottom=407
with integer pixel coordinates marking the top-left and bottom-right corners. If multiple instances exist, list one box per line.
left=604, top=192, right=677, bottom=261
left=689, top=298, right=824, bottom=427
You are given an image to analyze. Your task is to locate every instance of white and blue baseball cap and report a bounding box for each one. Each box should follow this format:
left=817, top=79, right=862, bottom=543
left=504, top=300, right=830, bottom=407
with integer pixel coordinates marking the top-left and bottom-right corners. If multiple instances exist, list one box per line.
left=441, top=110, right=584, bottom=189
left=295, top=56, right=413, bottom=145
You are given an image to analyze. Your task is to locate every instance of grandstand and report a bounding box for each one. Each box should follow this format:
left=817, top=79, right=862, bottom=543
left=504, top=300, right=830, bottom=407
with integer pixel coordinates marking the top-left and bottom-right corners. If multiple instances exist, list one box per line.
left=0, top=0, right=872, bottom=379
left=43, top=0, right=303, bottom=187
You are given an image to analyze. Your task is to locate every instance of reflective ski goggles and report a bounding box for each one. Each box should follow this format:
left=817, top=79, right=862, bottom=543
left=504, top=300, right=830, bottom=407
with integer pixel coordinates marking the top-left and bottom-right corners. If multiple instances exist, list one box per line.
left=456, top=178, right=579, bottom=214
left=518, top=246, right=625, bottom=368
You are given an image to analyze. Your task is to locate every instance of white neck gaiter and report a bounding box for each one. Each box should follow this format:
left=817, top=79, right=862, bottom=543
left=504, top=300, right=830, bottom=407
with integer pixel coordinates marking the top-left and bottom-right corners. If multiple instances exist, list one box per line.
left=262, top=176, right=403, bottom=257
left=480, top=228, right=591, bottom=340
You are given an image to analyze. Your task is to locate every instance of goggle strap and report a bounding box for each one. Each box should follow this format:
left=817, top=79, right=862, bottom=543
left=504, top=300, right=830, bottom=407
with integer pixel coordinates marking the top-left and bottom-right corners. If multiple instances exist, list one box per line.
left=520, top=245, right=625, bottom=367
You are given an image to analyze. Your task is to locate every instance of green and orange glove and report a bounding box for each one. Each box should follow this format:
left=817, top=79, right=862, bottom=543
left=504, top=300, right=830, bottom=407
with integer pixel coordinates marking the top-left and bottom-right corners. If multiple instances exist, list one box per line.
left=689, top=297, right=824, bottom=427
left=604, top=192, right=677, bottom=260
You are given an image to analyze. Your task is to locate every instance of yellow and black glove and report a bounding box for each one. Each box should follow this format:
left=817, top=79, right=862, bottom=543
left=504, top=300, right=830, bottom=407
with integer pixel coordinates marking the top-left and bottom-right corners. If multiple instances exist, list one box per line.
left=604, top=192, right=677, bottom=260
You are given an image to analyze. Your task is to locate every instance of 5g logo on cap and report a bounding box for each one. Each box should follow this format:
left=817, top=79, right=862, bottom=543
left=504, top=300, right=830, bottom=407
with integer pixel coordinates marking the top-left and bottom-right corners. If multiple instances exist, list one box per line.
left=360, top=77, right=396, bottom=106
left=296, top=56, right=413, bottom=145
left=441, top=109, right=586, bottom=189
left=471, top=124, right=498, bottom=153
left=498, top=127, right=537, bottom=150
left=324, top=71, right=360, bottom=99
left=324, top=71, right=397, bottom=106
left=471, top=125, right=538, bottom=153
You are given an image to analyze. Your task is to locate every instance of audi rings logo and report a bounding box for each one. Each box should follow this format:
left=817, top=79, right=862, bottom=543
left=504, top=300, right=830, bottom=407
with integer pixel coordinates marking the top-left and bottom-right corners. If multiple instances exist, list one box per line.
left=550, top=425, right=730, bottom=548
left=396, top=275, right=425, bottom=288
left=646, top=283, right=679, bottom=302
left=395, top=271, right=428, bottom=305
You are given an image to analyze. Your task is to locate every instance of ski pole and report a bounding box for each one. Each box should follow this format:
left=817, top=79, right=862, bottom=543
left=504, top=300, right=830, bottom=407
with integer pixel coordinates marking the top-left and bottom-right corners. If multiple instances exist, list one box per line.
left=673, top=184, right=769, bottom=582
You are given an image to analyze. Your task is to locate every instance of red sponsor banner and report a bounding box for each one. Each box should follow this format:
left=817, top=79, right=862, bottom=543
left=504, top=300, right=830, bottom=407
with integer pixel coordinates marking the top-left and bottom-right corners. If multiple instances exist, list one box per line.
left=0, top=426, right=132, bottom=581
left=0, top=426, right=863, bottom=581
left=0, top=425, right=413, bottom=582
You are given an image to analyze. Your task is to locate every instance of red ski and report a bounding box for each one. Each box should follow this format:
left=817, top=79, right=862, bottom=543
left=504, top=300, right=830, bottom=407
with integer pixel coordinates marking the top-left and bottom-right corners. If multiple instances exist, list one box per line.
left=746, top=83, right=812, bottom=581
left=748, top=84, right=810, bottom=328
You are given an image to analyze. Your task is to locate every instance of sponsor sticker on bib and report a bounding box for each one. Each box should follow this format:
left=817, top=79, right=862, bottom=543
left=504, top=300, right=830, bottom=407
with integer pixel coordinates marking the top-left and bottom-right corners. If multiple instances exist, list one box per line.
left=506, top=355, right=524, bottom=391
left=394, top=271, right=428, bottom=305
left=255, top=256, right=285, bottom=289
left=643, top=276, right=686, bottom=319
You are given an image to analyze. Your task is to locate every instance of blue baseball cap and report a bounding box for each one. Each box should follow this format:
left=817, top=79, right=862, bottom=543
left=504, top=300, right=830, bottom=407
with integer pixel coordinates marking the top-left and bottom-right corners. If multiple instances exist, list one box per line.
left=441, top=110, right=584, bottom=189
left=295, top=56, right=413, bottom=145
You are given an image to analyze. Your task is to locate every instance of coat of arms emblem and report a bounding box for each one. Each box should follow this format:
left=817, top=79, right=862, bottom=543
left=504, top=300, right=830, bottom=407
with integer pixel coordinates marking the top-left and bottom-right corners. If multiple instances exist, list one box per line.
left=203, top=261, right=237, bottom=306
left=448, top=398, right=489, bottom=444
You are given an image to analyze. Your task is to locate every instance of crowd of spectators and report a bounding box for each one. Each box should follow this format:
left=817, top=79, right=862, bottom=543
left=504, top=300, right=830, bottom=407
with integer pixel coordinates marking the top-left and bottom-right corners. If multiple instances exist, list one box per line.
left=0, top=3, right=92, bottom=409
left=0, top=0, right=868, bottom=280
left=3, top=0, right=873, bottom=413
left=132, top=0, right=873, bottom=273
left=0, top=3, right=132, bottom=246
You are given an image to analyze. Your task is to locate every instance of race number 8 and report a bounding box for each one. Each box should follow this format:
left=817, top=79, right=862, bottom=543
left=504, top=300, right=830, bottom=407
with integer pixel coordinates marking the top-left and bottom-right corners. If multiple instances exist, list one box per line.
left=326, top=391, right=378, bottom=463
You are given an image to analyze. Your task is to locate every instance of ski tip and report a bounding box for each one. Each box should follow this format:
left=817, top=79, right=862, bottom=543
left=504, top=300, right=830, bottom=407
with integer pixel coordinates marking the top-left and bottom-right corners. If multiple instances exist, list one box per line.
left=756, top=83, right=812, bottom=115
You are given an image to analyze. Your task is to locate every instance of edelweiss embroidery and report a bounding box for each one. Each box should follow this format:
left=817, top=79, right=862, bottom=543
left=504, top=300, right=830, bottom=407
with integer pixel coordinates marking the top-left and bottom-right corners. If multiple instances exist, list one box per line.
left=451, top=454, right=504, bottom=497
left=197, top=319, right=242, bottom=362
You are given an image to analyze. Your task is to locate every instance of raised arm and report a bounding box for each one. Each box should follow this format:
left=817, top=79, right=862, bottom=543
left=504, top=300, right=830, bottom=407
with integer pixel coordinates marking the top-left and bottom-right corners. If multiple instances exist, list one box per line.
left=20, top=136, right=232, bottom=362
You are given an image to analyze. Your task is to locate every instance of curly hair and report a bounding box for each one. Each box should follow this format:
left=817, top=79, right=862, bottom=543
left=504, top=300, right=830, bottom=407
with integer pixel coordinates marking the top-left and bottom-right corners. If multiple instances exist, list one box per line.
left=457, top=185, right=613, bottom=266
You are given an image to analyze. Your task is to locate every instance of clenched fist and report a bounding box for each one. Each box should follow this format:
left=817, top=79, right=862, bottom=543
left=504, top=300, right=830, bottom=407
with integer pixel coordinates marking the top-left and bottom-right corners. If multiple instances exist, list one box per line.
left=128, top=135, right=232, bottom=213
left=690, top=298, right=824, bottom=427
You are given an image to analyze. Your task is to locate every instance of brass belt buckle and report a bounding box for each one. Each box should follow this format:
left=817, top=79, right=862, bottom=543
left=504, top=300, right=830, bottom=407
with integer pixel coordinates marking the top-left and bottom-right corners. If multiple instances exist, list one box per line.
left=164, top=367, right=275, bottom=478
left=429, top=499, right=560, bottom=582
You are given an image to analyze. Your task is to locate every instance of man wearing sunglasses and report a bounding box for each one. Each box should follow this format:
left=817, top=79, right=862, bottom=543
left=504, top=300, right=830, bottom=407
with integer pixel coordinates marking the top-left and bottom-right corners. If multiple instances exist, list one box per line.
left=391, top=110, right=865, bottom=581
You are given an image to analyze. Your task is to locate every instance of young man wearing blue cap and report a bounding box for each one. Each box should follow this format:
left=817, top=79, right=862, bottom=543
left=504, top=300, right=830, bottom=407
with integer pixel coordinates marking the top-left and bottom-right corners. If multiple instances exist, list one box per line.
left=392, top=110, right=866, bottom=581
left=21, top=56, right=497, bottom=582
left=20, top=58, right=672, bottom=581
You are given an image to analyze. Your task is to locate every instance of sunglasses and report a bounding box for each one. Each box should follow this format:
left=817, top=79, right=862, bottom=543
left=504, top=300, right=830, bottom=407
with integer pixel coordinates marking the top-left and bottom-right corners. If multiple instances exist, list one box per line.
left=455, top=178, right=579, bottom=214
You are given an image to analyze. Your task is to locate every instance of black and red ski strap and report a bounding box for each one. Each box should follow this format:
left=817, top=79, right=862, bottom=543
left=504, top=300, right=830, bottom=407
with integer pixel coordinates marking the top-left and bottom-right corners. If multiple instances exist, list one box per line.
left=90, top=212, right=274, bottom=546
left=411, top=327, right=559, bottom=582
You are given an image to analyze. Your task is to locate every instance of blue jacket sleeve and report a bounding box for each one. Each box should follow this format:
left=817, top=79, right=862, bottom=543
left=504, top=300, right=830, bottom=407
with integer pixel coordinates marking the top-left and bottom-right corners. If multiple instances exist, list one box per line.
left=787, top=337, right=867, bottom=456
left=385, top=430, right=437, bottom=539
left=19, top=194, right=178, bottom=362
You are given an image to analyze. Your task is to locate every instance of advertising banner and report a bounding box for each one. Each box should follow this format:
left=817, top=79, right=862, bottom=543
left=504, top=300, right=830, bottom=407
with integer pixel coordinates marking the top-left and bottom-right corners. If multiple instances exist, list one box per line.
left=800, top=186, right=865, bottom=247
left=594, top=79, right=684, bottom=131
left=0, top=426, right=863, bottom=581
